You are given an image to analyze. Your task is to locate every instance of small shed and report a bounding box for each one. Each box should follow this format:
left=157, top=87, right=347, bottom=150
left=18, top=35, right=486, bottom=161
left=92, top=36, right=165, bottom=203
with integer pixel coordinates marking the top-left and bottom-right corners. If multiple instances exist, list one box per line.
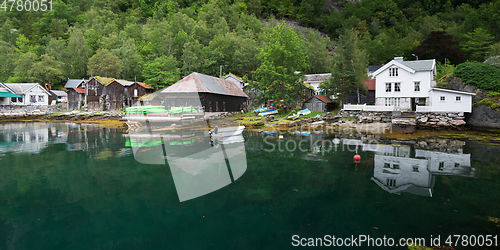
left=67, top=88, right=85, bottom=110
left=303, top=95, right=334, bottom=112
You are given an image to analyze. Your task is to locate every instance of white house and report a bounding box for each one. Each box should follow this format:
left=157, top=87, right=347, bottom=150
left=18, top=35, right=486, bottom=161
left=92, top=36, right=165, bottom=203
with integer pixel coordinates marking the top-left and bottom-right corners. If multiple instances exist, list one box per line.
left=0, top=82, right=22, bottom=105
left=3, top=83, right=52, bottom=106
left=223, top=73, right=247, bottom=89
left=303, top=73, right=331, bottom=95
left=344, top=57, right=475, bottom=113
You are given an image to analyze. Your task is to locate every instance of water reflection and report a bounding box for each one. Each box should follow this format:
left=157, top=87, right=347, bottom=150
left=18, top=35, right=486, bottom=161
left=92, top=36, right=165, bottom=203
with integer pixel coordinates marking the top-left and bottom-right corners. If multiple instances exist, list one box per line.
left=344, top=138, right=474, bottom=197
left=0, top=122, right=126, bottom=159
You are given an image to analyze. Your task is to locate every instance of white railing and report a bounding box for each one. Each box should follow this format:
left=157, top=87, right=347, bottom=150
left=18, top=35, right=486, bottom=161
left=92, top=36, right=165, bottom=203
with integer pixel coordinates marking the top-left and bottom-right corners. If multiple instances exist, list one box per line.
left=415, top=106, right=432, bottom=112
left=343, top=104, right=395, bottom=112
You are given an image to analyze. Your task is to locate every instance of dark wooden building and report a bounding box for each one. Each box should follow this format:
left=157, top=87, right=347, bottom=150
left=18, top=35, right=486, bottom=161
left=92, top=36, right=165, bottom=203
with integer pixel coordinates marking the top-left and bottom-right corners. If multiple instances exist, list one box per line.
left=303, top=95, right=335, bottom=112
left=86, top=77, right=107, bottom=111
left=161, top=72, right=248, bottom=112
left=344, top=79, right=376, bottom=105
left=67, top=88, right=85, bottom=110
left=100, top=79, right=155, bottom=110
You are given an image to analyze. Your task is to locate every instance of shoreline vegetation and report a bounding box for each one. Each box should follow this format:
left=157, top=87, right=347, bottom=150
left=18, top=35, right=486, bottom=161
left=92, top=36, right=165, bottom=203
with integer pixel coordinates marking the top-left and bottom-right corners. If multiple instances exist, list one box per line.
left=2, top=109, right=500, bottom=143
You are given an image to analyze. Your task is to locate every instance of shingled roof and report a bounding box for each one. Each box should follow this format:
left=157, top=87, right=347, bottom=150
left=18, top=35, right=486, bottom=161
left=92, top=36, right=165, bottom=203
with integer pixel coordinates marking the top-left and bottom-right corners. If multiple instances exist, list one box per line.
left=161, top=72, right=248, bottom=98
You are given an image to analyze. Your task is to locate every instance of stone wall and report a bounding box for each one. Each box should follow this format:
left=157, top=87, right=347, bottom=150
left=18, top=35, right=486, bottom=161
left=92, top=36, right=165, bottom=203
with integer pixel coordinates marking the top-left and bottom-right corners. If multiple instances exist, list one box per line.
left=338, top=109, right=466, bottom=128
left=417, top=112, right=466, bottom=128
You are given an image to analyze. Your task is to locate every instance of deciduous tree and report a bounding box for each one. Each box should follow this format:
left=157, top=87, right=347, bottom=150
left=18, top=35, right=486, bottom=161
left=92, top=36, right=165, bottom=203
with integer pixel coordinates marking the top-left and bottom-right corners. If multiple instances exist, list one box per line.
left=254, top=23, right=308, bottom=110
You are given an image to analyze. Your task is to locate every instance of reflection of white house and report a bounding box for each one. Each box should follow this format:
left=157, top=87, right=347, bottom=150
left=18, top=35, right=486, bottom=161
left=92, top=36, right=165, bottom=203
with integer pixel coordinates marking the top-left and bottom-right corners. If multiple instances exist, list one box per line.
left=344, top=57, right=475, bottom=112
left=2, top=83, right=51, bottom=106
left=0, top=123, right=50, bottom=154
left=342, top=138, right=474, bottom=197
left=370, top=146, right=474, bottom=197
left=372, top=155, right=434, bottom=197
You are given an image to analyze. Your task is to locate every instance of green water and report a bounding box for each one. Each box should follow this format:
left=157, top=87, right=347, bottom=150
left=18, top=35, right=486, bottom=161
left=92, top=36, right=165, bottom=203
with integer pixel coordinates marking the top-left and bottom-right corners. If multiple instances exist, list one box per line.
left=0, top=122, right=499, bottom=249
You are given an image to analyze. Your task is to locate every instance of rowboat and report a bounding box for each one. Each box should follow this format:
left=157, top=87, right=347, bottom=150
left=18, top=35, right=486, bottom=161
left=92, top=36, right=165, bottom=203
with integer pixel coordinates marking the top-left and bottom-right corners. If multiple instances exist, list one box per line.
left=258, top=109, right=278, bottom=116
left=297, top=108, right=311, bottom=116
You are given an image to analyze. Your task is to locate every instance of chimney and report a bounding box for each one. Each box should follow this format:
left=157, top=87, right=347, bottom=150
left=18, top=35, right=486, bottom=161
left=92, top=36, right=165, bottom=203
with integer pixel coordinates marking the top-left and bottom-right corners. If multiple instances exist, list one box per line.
left=394, top=57, right=404, bottom=63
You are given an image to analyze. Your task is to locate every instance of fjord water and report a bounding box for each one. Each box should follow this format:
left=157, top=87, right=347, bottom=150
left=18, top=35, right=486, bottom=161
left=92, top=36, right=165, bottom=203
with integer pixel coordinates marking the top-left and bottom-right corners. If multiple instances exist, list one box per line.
left=0, top=122, right=499, bottom=249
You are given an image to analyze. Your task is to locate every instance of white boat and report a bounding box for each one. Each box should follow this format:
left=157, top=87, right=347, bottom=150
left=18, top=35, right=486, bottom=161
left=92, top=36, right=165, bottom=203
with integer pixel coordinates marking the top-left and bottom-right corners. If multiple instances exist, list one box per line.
left=210, top=126, right=245, bottom=140
left=297, top=108, right=311, bottom=116
left=258, top=109, right=278, bottom=116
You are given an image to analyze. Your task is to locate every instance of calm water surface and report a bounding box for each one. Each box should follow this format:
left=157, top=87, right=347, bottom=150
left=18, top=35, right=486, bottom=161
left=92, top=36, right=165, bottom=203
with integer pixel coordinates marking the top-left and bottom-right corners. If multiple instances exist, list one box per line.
left=0, top=122, right=499, bottom=249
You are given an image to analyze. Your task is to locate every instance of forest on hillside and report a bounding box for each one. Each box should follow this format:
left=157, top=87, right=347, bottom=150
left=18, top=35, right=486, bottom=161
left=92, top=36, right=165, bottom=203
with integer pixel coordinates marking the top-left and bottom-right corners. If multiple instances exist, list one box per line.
left=0, top=0, right=499, bottom=90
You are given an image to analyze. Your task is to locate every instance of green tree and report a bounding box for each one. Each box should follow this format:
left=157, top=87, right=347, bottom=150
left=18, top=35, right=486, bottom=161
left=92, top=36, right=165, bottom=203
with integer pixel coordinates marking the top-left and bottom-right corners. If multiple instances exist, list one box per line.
left=111, top=37, right=143, bottom=79
left=87, top=49, right=123, bottom=78
left=28, top=54, right=65, bottom=86
left=462, top=27, right=494, bottom=62
left=67, top=27, right=91, bottom=78
left=303, top=29, right=331, bottom=74
left=9, top=52, right=38, bottom=83
left=254, top=23, right=308, bottom=110
left=142, top=55, right=181, bottom=89
left=0, top=41, right=18, bottom=82
left=321, top=29, right=368, bottom=104
left=181, top=40, right=205, bottom=75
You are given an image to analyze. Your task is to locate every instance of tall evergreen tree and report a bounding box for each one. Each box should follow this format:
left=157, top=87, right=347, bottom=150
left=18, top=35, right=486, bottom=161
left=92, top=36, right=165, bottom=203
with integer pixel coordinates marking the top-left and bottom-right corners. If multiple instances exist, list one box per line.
left=321, top=29, right=368, bottom=104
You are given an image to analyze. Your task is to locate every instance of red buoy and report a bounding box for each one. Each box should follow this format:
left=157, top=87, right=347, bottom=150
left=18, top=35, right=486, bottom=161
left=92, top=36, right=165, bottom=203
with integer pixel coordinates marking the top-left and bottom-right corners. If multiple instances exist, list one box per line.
left=354, top=154, right=361, bottom=164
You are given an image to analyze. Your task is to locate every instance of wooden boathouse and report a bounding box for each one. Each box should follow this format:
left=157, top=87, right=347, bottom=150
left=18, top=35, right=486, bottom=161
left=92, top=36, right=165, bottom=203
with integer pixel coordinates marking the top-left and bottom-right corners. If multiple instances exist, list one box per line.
left=161, top=72, right=248, bottom=112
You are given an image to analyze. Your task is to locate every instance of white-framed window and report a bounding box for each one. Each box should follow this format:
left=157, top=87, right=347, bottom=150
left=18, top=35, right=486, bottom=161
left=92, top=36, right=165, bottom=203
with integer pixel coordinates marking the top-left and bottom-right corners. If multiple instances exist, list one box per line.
left=389, top=68, right=398, bottom=76
left=414, top=82, right=420, bottom=92
left=439, top=162, right=445, bottom=171
left=38, top=95, right=44, bottom=102
left=18, top=97, right=23, bottom=103
left=440, top=96, right=446, bottom=102
left=384, top=163, right=390, bottom=168
left=30, top=95, right=36, bottom=103
left=394, top=98, right=401, bottom=106
left=385, top=98, right=391, bottom=106
left=394, top=82, right=401, bottom=92
left=11, top=97, right=16, bottom=103
left=386, top=82, right=392, bottom=92
left=412, top=166, right=419, bottom=172
left=134, top=89, right=138, bottom=97
left=456, top=96, right=461, bottom=101
left=393, top=164, right=400, bottom=169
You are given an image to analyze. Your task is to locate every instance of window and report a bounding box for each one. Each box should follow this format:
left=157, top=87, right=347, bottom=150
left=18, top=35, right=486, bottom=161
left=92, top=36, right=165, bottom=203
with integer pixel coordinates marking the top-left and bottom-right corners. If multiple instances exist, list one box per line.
left=385, top=98, right=391, bottom=106
left=31, top=95, right=36, bottom=103
left=387, top=179, right=396, bottom=187
left=386, top=82, right=392, bottom=92
left=11, top=97, right=16, bottom=103
left=394, top=98, right=401, bottom=106
left=394, top=83, right=401, bottom=92
left=384, top=163, right=390, bottom=168
left=440, top=96, right=446, bottom=101
left=414, top=82, right=420, bottom=92
left=412, top=166, right=419, bottom=172
left=393, top=164, right=400, bottom=170
left=134, top=89, right=138, bottom=97
left=454, top=163, right=460, bottom=168
left=439, top=162, right=444, bottom=171
left=17, top=97, right=23, bottom=103
left=456, top=96, right=461, bottom=101
left=389, top=68, right=398, bottom=76
left=38, top=95, right=44, bottom=102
